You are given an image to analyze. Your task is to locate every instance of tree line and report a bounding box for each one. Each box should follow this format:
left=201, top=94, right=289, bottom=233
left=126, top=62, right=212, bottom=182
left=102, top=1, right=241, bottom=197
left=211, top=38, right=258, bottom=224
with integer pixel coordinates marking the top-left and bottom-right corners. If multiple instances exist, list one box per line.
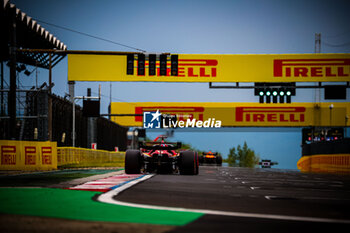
left=225, top=142, right=260, bottom=168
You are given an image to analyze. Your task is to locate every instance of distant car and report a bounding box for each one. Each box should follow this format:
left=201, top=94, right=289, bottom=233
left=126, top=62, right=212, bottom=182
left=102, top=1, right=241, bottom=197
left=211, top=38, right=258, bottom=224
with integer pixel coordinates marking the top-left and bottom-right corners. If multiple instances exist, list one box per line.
left=125, top=136, right=199, bottom=175
left=259, top=159, right=278, bottom=168
left=199, top=151, right=222, bottom=165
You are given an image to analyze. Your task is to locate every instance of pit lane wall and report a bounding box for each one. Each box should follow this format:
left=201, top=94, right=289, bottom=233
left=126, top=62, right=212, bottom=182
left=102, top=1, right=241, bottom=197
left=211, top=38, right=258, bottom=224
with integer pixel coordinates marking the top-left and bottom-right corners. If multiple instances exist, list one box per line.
left=57, top=147, right=125, bottom=167
left=0, top=140, right=57, bottom=171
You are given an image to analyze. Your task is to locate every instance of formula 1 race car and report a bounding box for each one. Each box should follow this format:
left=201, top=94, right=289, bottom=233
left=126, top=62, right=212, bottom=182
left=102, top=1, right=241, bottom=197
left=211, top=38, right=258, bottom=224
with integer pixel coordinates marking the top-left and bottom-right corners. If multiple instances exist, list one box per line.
left=125, top=136, right=199, bottom=175
left=199, top=151, right=222, bottom=165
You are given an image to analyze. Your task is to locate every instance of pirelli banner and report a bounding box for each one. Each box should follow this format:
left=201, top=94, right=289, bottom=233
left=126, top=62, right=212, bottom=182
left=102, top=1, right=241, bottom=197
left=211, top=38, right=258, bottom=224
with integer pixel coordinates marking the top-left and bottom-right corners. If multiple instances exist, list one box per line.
left=68, top=53, right=350, bottom=82
left=110, top=102, right=350, bottom=127
left=0, top=140, right=57, bottom=171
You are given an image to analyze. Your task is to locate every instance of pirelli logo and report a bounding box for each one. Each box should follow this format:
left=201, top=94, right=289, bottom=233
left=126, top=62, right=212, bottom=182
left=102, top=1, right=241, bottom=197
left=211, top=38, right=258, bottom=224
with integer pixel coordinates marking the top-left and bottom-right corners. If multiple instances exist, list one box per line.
left=178, top=59, right=217, bottom=78
left=236, top=107, right=306, bottom=123
left=1, top=145, right=16, bottom=165
left=41, top=147, right=53, bottom=165
left=25, top=146, right=36, bottom=165
left=274, top=59, right=350, bottom=78
left=137, top=59, right=218, bottom=78
left=135, top=106, right=205, bottom=122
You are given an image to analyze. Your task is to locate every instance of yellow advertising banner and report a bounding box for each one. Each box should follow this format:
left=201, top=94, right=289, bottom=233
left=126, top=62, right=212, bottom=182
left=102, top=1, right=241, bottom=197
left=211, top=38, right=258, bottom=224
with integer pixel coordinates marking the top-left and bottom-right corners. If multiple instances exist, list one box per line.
left=110, top=102, right=350, bottom=127
left=0, top=140, right=57, bottom=171
left=68, top=53, right=350, bottom=82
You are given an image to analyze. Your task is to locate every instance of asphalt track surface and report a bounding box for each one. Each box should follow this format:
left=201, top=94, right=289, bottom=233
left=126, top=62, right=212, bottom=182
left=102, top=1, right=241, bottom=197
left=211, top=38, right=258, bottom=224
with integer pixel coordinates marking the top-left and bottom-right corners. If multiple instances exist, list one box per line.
left=114, top=166, right=350, bottom=232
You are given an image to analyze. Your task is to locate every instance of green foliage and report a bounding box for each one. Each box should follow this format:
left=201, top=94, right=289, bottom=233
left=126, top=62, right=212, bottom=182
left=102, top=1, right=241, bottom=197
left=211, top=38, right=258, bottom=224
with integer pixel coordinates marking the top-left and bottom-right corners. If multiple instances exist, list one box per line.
left=227, top=142, right=259, bottom=168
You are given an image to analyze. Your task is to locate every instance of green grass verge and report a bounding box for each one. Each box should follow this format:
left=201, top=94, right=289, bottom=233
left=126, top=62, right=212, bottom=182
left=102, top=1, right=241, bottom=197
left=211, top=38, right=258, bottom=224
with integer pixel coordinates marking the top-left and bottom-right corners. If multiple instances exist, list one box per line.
left=0, top=188, right=203, bottom=226
left=0, top=169, right=123, bottom=187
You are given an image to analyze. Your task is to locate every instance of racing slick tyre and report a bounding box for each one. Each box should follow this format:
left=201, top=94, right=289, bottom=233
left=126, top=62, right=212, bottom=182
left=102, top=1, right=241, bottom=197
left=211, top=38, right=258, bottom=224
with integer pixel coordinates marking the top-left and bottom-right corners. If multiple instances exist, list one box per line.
left=125, top=150, right=142, bottom=174
left=216, top=155, right=222, bottom=165
left=195, top=152, right=199, bottom=175
left=179, top=151, right=198, bottom=175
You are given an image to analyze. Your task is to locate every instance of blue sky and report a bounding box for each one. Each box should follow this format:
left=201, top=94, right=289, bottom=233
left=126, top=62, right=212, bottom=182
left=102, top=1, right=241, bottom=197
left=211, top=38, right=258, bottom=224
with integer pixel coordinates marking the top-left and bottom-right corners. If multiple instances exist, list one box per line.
left=9, top=0, right=350, bottom=169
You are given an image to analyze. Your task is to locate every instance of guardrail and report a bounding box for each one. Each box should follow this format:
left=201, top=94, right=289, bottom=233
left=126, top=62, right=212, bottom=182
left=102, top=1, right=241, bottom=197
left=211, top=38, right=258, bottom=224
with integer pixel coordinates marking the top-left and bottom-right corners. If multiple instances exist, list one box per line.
left=57, top=147, right=125, bottom=167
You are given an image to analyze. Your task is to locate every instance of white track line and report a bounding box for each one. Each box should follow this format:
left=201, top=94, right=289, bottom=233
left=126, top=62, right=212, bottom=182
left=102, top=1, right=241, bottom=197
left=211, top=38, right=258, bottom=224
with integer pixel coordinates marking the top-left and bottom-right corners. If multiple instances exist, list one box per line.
left=98, top=174, right=350, bottom=224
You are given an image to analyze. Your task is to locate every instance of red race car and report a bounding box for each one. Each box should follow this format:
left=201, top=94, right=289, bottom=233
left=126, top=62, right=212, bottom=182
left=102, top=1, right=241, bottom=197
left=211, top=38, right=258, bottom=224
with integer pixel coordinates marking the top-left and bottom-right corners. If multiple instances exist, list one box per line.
left=125, top=136, right=199, bottom=175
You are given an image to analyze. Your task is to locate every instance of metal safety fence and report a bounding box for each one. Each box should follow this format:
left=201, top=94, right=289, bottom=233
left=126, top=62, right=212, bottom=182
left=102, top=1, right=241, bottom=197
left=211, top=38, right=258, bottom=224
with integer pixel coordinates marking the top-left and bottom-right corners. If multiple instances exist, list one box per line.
left=0, top=89, right=128, bottom=151
left=57, top=147, right=125, bottom=167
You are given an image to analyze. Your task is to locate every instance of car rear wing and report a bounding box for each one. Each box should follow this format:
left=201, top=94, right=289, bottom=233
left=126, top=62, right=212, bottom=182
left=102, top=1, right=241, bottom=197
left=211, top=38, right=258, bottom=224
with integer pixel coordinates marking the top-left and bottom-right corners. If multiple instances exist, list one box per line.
left=139, top=141, right=182, bottom=150
left=203, top=152, right=218, bottom=155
